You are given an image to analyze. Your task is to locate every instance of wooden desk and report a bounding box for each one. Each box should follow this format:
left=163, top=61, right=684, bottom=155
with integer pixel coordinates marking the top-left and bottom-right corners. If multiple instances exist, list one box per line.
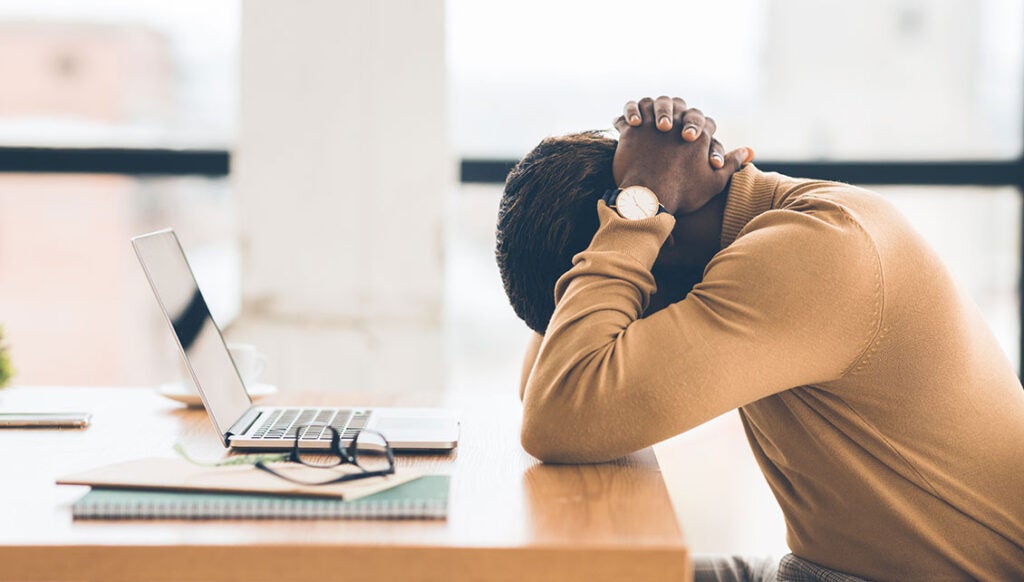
left=0, top=387, right=689, bottom=582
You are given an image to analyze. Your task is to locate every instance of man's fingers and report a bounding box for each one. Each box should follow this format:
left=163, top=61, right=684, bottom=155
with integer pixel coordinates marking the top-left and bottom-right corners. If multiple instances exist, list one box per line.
left=637, top=97, right=655, bottom=125
left=703, top=116, right=718, bottom=137
left=653, top=96, right=674, bottom=131
left=671, top=97, right=687, bottom=127
left=623, top=101, right=642, bottom=126
left=621, top=96, right=712, bottom=136
left=718, top=147, right=755, bottom=174
left=681, top=108, right=706, bottom=141
left=709, top=139, right=726, bottom=169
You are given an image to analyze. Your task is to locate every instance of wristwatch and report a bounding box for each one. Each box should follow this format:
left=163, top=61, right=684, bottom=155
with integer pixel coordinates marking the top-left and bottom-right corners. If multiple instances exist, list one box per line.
left=603, top=186, right=667, bottom=220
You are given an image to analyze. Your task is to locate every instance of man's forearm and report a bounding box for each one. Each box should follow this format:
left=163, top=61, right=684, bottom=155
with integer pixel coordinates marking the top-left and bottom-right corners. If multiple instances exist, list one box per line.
left=520, top=203, right=676, bottom=463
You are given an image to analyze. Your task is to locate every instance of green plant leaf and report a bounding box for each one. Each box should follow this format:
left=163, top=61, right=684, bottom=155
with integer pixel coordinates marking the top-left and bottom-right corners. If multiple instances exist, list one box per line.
left=0, top=325, right=13, bottom=389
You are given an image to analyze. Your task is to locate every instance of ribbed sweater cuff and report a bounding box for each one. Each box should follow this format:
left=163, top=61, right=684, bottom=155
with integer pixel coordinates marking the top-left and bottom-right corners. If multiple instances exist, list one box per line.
left=720, top=164, right=778, bottom=248
left=589, top=201, right=676, bottom=269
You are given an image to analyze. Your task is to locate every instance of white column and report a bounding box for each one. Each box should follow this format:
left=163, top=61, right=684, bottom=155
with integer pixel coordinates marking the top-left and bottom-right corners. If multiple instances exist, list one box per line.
left=233, top=0, right=449, bottom=392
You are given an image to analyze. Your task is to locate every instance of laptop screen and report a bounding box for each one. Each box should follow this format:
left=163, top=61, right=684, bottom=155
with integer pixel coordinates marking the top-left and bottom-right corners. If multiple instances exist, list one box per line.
left=132, top=230, right=252, bottom=438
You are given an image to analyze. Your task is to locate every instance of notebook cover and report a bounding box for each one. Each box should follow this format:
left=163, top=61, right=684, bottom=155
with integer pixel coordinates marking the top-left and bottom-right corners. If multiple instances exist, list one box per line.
left=57, top=457, right=420, bottom=500
left=72, top=475, right=450, bottom=520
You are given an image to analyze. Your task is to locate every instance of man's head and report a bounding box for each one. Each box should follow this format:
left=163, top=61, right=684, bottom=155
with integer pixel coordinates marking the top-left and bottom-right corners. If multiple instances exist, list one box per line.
left=495, top=131, right=617, bottom=335
left=496, top=123, right=736, bottom=335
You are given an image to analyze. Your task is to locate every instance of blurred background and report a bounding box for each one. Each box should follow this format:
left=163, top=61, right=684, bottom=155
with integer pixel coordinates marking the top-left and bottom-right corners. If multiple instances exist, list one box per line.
left=0, top=0, right=1020, bottom=556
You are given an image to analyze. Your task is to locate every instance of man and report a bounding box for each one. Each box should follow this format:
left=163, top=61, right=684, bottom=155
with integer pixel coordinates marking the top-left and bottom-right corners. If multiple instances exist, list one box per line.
left=496, top=96, right=1024, bottom=580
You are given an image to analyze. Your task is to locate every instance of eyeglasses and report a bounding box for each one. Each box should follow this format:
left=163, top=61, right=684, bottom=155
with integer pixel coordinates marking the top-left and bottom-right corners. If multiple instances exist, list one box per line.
left=174, top=427, right=396, bottom=486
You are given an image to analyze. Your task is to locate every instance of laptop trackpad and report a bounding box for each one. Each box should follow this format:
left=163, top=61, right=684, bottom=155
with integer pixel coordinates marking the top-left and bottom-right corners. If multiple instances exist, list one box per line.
left=374, top=417, right=452, bottom=434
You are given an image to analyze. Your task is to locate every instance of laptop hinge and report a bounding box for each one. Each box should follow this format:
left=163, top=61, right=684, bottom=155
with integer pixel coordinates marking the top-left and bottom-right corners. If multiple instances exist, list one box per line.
left=225, top=407, right=262, bottom=444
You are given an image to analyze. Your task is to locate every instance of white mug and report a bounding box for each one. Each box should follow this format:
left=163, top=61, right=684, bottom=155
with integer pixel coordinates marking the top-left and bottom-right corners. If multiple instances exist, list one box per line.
left=227, top=343, right=268, bottom=386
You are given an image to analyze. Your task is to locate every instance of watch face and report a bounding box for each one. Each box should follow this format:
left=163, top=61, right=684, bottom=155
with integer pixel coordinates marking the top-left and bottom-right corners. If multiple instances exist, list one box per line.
left=617, top=187, right=659, bottom=220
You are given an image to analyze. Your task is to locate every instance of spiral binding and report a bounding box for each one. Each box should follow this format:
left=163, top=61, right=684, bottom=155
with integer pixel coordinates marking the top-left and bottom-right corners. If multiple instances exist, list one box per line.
left=75, top=498, right=448, bottom=520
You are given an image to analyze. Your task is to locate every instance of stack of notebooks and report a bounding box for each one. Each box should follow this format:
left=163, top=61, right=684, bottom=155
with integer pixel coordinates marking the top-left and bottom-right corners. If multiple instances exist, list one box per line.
left=58, top=458, right=449, bottom=520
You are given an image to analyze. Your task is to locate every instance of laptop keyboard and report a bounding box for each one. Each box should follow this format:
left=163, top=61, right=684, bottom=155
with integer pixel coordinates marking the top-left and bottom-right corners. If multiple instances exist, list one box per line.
left=250, top=408, right=370, bottom=441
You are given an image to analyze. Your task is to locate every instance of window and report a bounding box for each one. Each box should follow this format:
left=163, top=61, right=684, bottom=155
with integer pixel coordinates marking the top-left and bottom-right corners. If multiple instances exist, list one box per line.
left=0, top=1, right=239, bottom=386
left=447, top=0, right=1024, bottom=371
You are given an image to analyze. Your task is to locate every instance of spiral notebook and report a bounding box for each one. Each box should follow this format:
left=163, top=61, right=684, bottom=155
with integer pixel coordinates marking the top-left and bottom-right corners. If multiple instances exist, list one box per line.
left=72, top=475, right=449, bottom=520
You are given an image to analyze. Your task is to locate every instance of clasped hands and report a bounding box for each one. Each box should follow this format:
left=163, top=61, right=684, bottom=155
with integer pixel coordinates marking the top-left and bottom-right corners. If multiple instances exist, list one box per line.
left=613, top=96, right=755, bottom=215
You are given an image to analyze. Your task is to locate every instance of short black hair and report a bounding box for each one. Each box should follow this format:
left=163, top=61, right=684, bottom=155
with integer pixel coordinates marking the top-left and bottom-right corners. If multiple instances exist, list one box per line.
left=495, top=131, right=617, bottom=334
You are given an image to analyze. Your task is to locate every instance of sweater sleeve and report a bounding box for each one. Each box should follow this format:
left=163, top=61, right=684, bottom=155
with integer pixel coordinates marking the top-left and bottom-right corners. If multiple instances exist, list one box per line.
left=520, top=332, right=543, bottom=401
left=521, top=199, right=881, bottom=463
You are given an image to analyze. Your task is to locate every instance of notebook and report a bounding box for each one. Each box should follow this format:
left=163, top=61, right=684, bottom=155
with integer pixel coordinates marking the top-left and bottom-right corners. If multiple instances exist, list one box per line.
left=72, top=475, right=450, bottom=520
left=57, top=457, right=420, bottom=500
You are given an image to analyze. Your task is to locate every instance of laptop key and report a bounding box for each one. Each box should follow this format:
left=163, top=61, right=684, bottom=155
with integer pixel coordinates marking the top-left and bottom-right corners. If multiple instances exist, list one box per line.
left=301, top=424, right=327, bottom=439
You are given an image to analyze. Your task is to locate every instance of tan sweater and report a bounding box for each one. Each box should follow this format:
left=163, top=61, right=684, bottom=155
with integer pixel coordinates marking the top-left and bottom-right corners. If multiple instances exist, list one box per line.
left=519, top=165, right=1024, bottom=580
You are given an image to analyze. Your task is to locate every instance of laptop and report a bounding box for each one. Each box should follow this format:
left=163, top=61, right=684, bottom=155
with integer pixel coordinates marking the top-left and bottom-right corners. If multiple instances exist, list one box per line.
left=131, top=229, right=459, bottom=451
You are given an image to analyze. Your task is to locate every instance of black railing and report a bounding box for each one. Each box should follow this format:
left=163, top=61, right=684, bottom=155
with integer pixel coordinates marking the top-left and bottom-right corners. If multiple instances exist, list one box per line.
left=461, top=158, right=1024, bottom=187
left=0, top=147, right=229, bottom=176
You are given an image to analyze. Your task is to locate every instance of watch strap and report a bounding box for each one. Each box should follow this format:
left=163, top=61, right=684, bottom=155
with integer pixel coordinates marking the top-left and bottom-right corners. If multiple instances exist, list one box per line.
left=602, top=188, right=620, bottom=207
